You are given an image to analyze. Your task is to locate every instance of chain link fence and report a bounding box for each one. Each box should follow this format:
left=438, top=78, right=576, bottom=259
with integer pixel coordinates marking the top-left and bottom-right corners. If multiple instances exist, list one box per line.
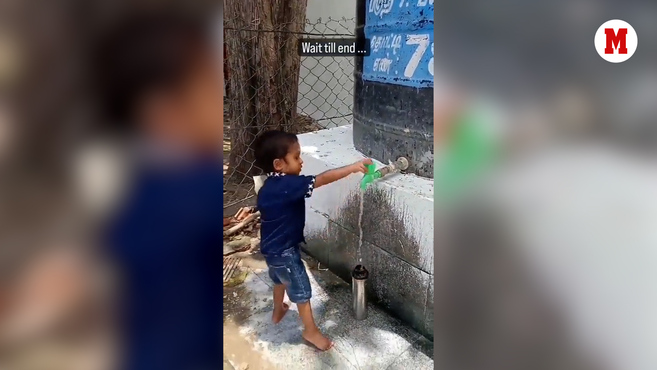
left=223, top=17, right=356, bottom=209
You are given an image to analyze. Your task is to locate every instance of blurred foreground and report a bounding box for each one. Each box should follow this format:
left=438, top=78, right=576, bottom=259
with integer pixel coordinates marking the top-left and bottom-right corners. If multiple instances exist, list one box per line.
left=435, top=1, right=657, bottom=369
left=0, top=1, right=222, bottom=369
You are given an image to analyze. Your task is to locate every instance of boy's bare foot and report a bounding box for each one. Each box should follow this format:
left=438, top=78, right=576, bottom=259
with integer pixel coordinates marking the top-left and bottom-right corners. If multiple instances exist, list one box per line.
left=302, top=329, right=334, bottom=351
left=272, top=303, right=289, bottom=324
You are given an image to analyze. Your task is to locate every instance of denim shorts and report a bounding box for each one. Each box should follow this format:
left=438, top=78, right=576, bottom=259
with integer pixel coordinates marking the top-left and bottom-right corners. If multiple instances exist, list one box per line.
left=264, top=246, right=312, bottom=303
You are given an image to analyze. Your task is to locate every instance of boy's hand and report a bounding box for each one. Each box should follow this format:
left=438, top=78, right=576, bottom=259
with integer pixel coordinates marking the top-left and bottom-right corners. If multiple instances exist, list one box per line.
left=351, top=158, right=373, bottom=174
left=315, top=158, right=374, bottom=189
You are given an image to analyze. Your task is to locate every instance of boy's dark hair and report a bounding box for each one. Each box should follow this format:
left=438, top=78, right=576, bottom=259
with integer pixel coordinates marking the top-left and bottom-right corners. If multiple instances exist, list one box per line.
left=91, top=12, right=213, bottom=132
left=253, top=130, right=299, bottom=173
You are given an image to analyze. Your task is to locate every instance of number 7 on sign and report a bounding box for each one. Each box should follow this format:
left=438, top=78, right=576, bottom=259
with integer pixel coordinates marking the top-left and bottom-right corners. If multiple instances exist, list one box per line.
left=404, top=34, right=430, bottom=78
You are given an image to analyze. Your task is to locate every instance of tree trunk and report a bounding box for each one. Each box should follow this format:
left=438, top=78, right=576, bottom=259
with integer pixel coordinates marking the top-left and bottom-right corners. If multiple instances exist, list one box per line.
left=225, top=0, right=308, bottom=181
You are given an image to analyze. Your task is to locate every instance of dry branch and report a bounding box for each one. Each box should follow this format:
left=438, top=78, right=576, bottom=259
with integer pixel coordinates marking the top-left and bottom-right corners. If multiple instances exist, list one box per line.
left=224, top=211, right=261, bottom=236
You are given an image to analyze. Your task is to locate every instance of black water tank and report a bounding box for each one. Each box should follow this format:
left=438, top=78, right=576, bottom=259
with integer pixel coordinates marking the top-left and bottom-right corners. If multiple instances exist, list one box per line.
left=354, top=0, right=434, bottom=178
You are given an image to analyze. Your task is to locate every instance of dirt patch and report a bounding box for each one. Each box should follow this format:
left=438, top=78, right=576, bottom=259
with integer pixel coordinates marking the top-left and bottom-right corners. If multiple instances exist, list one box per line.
left=223, top=273, right=277, bottom=370
left=224, top=319, right=277, bottom=370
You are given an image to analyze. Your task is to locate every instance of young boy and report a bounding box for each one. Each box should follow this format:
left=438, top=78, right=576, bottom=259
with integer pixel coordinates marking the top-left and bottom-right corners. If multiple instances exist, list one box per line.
left=96, top=13, right=224, bottom=370
left=253, top=130, right=372, bottom=351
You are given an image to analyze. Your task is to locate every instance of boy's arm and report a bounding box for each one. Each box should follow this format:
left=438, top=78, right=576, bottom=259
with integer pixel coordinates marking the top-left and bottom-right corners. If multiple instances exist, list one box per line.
left=315, top=158, right=372, bottom=189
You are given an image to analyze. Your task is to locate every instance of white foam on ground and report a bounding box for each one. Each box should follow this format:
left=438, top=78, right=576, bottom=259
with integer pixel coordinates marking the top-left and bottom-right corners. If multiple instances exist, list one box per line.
left=232, top=266, right=432, bottom=369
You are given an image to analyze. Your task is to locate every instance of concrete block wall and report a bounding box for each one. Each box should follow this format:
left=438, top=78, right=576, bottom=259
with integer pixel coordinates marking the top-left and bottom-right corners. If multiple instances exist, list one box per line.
left=298, top=125, right=434, bottom=340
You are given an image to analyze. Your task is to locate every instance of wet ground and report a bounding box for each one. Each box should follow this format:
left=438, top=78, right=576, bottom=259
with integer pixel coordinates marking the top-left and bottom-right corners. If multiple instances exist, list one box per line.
left=222, top=251, right=433, bottom=370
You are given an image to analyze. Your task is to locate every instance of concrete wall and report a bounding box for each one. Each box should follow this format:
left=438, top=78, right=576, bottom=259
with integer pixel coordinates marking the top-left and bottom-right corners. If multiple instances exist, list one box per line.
left=298, top=125, right=434, bottom=339
left=298, top=0, right=355, bottom=128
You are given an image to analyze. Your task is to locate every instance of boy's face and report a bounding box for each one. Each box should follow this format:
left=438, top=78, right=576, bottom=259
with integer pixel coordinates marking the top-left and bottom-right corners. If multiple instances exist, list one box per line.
left=273, top=141, right=303, bottom=175
left=178, top=52, right=223, bottom=151
left=144, top=51, right=223, bottom=154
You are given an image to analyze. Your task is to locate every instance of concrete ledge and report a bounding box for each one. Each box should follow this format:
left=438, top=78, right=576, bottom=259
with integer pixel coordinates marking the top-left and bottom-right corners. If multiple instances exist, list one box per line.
left=298, top=125, right=434, bottom=339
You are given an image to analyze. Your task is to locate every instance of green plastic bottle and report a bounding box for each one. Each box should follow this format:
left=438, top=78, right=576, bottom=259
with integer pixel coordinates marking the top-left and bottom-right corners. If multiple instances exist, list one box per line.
left=360, top=163, right=381, bottom=190
left=436, top=106, right=498, bottom=203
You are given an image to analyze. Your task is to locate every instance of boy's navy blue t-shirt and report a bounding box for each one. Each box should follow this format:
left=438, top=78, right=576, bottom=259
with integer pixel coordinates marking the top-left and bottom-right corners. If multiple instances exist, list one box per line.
left=106, top=159, right=223, bottom=370
left=257, top=172, right=316, bottom=257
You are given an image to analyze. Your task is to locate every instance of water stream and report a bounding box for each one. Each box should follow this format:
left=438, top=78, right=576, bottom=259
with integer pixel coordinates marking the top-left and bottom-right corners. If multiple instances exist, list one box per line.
left=357, top=189, right=365, bottom=263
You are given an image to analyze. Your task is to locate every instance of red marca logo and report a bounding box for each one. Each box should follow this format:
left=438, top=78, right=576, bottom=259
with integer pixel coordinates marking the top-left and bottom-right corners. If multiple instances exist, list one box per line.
left=595, top=20, right=637, bottom=63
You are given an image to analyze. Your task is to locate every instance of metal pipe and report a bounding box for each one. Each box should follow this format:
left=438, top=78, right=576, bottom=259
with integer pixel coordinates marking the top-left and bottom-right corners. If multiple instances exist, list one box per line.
left=360, top=157, right=411, bottom=190
left=352, top=265, right=369, bottom=320
left=377, top=157, right=410, bottom=177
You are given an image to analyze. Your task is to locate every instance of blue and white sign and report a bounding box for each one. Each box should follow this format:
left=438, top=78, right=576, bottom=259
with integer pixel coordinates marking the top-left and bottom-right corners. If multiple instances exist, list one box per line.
left=363, top=0, right=434, bottom=88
